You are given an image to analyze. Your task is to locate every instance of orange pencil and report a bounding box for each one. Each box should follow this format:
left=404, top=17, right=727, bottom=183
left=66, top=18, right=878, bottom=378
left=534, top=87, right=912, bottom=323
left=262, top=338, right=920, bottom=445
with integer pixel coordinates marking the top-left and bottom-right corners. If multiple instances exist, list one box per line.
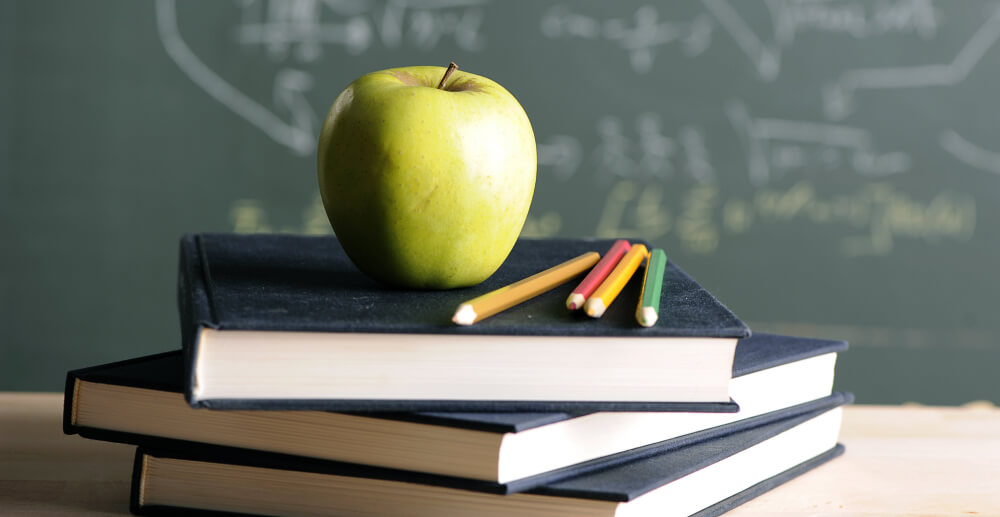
left=566, top=239, right=631, bottom=310
left=584, top=244, right=648, bottom=318
left=453, top=251, right=601, bottom=325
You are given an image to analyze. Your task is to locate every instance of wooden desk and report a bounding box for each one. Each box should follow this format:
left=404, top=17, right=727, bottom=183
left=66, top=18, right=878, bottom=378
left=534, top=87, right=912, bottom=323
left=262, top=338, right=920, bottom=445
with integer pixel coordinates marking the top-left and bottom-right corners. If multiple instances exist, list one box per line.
left=2, top=393, right=998, bottom=516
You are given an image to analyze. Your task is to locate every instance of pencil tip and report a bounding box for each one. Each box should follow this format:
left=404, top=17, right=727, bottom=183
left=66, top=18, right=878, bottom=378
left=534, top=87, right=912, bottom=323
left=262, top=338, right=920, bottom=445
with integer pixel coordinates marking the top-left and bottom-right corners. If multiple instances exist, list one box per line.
left=584, top=298, right=606, bottom=318
left=566, top=293, right=585, bottom=311
left=638, top=307, right=658, bottom=327
left=452, top=305, right=477, bottom=326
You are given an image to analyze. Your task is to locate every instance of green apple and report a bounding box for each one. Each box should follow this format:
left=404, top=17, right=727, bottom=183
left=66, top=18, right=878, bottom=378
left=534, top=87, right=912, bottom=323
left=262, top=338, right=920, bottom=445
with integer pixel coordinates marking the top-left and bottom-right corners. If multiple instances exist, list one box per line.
left=317, top=63, right=536, bottom=289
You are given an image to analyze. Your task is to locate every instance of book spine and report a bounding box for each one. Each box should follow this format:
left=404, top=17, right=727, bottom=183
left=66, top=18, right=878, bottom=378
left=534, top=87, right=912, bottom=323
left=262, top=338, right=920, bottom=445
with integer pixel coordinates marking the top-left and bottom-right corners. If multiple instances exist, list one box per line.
left=178, top=234, right=217, bottom=407
left=61, top=372, right=80, bottom=436
left=64, top=352, right=184, bottom=435
left=129, top=448, right=145, bottom=515
left=131, top=448, right=236, bottom=516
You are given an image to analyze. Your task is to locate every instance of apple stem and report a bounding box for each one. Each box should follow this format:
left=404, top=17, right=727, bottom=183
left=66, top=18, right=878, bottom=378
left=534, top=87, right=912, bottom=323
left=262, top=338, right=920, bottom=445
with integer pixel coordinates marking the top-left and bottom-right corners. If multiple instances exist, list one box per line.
left=437, top=62, right=459, bottom=90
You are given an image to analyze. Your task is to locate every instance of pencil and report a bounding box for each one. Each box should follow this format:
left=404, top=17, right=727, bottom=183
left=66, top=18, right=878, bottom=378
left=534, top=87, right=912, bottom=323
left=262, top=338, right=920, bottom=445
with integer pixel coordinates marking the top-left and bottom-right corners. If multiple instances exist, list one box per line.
left=565, top=239, right=631, bottom=310
left=452, top=251, right=601, bottom=325
left=636, top=248, right=667, bottom=327
left=584, top=243, right=648, bottom=319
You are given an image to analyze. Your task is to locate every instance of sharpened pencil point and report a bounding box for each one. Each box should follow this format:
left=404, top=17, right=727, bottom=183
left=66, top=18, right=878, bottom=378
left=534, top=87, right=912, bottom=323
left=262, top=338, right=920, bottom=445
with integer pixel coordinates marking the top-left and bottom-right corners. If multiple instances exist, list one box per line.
left=584, top=298, right=606, bottom=318
left=566, top=293, right=585, bottom=311
left=452, top=304, right=477, bottom=326
left=638, top=307, right=658, bottom=327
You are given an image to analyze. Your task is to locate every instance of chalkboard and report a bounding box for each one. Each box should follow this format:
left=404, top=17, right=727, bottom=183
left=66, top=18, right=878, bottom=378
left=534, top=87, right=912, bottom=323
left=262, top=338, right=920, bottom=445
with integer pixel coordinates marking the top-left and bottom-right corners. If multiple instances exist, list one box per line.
left=4, top=0, right=999, bottom=405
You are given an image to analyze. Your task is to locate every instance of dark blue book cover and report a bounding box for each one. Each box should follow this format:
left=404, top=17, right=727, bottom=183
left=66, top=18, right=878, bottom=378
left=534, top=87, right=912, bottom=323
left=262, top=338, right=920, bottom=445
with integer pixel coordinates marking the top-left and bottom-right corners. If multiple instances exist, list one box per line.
left=179, top=233, right=749, bottom=339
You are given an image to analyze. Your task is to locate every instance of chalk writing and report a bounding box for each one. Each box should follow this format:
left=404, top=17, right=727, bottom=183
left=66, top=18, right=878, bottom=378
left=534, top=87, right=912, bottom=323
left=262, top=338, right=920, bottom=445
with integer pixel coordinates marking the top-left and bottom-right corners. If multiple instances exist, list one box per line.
left=726, top=181, right=976, bottom=256
left=594, top=182, right=722, bottom=254
left=703, top=0, right=940, bottom=81
left=676, top=184, right=720, bottom=254
left=769, top=0, right=937, bottom=44
left=230, top=194, right=333, bottom=235
left=590, top=114, right=714, bottom=184
left=540, top=4, right=712, bottom=74
left=520, top=211, right=563, bottom=238
left=234, top=0, right=487, bottom=61
left=230, top=199, right=272, bottom=234
left=940, top=129, right=1000, bottom=176
left=232, top=0, right=369, bottom=62
left=726, top=100, right=910, bottom=186
left=157, top=0, right=487, bottom=156
left=595, top=180, right=673, bottom=240
left=823, top=4, right=1000, bottom=120
left=537, top=134, right=583, bottom=180
left=157, top=0, right=316, bottom=155
left=595, top=180, right=975, bottom=256
left=545, top=101, right=911, bottom=189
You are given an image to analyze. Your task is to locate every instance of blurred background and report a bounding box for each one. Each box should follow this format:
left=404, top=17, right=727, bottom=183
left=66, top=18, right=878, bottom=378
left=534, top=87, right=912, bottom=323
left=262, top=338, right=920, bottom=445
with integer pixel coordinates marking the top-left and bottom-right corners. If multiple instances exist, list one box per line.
left=3, top=0, right=998, bottom=404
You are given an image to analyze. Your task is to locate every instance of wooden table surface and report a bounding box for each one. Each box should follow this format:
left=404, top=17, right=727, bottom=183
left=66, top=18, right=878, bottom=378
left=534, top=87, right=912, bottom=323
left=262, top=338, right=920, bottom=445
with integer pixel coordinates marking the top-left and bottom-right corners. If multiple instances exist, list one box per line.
left=2, top=393, right=998, bottom=516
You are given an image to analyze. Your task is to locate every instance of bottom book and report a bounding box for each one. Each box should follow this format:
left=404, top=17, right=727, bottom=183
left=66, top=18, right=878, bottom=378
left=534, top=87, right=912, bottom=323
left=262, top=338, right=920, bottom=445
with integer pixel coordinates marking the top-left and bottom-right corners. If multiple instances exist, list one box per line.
left=130, top=403, right=846, bottom=517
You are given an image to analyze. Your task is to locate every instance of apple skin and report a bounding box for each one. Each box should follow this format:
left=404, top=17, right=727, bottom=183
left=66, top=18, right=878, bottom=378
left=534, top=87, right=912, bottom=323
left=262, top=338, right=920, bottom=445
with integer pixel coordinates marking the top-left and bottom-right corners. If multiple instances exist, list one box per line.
left=318, top=65, right=536, bottom=289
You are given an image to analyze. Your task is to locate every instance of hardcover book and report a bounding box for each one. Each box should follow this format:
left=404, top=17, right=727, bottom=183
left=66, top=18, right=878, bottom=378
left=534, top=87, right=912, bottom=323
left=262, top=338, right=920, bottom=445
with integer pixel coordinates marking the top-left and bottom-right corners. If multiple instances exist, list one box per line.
left=178, top=233, right=750, bottom=411
left=129, top=403, right=847, bottom=517
left=65, top=333, right=845, bottom=490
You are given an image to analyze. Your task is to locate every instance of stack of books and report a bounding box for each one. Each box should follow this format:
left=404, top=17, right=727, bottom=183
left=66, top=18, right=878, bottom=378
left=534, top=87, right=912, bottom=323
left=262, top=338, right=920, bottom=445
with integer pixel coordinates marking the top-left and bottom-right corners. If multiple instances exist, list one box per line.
left=64, top=233, right=851, bottom=516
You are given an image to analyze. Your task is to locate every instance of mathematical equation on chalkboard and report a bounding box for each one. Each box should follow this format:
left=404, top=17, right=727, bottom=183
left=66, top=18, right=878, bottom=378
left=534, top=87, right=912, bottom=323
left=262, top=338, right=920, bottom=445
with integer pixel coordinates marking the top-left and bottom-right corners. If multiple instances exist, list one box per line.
left=156, top=0, right=998, bottom=257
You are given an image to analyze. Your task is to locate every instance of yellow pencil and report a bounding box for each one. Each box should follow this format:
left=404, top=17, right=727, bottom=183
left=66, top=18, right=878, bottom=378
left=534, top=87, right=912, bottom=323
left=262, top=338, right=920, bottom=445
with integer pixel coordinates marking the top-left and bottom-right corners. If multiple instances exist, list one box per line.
left=452, top=252, right=601, bottom=325
left=584, top=244, right=648, bottom=318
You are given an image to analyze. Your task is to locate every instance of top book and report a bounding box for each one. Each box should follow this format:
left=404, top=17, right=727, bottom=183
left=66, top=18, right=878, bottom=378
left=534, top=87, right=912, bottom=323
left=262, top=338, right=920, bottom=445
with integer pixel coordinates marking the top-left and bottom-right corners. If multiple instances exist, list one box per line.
left=178, top=233, right=750, bottom=411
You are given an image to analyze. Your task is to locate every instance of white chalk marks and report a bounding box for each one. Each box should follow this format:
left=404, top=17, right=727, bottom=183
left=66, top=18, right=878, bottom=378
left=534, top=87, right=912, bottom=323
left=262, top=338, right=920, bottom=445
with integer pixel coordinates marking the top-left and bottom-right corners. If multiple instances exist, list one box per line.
left=700, top=0, right=781, bottom=81
left=536, top=135, right=583, bottom=180
left=593, top=179, right=976, bottom=257
left=703, top=0, right=939, bottom=82
left=540, top=4, right=713, bottom=74
left=156, top=0, right=488, bottom=156
left=940, top=130, right=1000, bottom=176
left=823, top=4, right=1000, bottom=120
left=156, top=0, right=316, bottom=155
left=726, top=100, right=910, bottom=186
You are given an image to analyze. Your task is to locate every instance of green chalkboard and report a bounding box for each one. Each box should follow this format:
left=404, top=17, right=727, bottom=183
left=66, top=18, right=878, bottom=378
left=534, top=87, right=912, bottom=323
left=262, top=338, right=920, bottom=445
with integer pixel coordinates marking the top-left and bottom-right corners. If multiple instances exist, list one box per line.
left=4, top=0, right=999, bottom=404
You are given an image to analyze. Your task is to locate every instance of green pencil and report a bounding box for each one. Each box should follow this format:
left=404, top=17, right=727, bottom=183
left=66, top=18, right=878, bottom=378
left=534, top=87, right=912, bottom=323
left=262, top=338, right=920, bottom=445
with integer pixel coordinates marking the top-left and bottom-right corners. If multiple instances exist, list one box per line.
left=636, top=248, right=667, bottom=327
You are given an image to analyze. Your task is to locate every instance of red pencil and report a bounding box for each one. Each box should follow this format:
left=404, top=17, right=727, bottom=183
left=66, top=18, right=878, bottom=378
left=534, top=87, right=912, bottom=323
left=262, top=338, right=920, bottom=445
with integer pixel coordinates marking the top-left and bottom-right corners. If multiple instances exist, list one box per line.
left=565, top=239, right=631, bottom=310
